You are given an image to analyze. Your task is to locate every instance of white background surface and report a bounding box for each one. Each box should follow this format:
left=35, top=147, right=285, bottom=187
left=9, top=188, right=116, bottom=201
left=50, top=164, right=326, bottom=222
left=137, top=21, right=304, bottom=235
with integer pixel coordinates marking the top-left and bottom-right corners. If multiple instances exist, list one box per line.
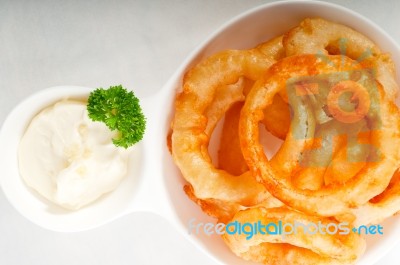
left=1, top=0, right=400, bottom=264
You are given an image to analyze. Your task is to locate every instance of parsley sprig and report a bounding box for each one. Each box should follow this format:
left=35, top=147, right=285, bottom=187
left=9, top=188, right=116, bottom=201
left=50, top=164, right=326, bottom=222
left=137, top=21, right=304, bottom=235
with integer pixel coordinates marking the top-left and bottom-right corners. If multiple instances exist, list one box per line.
left=87, top=85, right=146, bottom=148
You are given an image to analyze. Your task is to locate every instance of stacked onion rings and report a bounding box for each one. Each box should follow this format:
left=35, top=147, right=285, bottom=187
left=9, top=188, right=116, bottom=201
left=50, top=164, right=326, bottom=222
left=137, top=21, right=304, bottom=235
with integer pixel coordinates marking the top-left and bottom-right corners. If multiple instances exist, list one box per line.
left=169, top=18, right=400, bottom=265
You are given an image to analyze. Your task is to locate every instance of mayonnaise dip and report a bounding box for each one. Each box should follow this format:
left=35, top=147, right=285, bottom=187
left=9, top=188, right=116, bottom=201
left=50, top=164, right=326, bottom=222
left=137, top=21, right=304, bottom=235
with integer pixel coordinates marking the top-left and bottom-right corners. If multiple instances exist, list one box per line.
left=18, top=100, right=131, bottom=210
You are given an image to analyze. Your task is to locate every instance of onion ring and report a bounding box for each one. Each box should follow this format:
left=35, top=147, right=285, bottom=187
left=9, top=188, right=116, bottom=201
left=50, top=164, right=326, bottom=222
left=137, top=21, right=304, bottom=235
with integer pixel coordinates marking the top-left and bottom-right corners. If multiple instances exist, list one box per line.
left=223, top=207, right=366, bottom=265
left=349, top=169, right=400, bottom=226
left=167, top=17, right=400, bottom=265
left=172, top=48, right=271, bottom=205
left=283, top=18, right=380, bottom=60
left=283, top=18, right=398, bottom=100
left=171, top=34, right=288, bottom=207
left=172, top=36, right=288, bottom=221
left=240, top=54, right=400, bottom=216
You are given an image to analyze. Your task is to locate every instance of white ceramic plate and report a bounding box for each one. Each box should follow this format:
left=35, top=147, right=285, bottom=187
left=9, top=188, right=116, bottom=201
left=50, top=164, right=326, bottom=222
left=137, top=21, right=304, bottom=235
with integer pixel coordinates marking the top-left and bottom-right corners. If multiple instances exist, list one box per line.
left=1, top=1, right=399, bottom=264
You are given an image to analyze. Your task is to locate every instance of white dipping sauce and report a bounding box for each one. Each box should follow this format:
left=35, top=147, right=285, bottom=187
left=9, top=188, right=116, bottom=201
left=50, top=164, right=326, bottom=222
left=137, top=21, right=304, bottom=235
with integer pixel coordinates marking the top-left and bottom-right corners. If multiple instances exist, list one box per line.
left=18, top=100, right=131, bottom=210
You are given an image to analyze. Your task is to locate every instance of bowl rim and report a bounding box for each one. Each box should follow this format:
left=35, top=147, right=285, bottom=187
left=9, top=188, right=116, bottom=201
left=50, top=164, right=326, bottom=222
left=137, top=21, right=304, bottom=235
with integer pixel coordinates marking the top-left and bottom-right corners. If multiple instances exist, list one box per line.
left=158, top=1, right=400, bottom=265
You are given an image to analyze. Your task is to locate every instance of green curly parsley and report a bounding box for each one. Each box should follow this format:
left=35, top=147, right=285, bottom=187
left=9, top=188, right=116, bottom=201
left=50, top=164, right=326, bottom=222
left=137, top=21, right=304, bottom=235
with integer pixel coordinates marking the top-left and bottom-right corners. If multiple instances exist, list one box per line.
left=87, top=85, right=146, bottom=148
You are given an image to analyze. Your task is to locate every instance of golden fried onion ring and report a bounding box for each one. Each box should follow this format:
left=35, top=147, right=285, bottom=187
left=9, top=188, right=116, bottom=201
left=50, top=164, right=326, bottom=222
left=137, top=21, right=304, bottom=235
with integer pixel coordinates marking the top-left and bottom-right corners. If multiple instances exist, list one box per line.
left=240, top=54, right=400, bottom=216
left=350, top=169, right=400, bottom=226
left=174, top=36, right=290, bottom=221
left=283, top=18, right=398, bottom=100
left=283, top=18, right=380, bottom=60
left=172, top=34, right=292, bottom=208
left=223, top=207, right=366, bottom=265
left=171, top=48, right=274, bottom=206
left=168, top=17, right=400, bottom=265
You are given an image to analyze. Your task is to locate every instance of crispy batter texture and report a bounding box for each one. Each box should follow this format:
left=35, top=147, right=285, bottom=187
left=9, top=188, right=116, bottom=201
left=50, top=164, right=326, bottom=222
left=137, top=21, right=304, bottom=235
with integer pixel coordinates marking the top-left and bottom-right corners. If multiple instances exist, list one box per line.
left=360, top=54, right=399, bottom=100
left=218, top=96, right=291, bottom=176
left=284, top=18, right=398, bottom=100
left=183, top=184, right=241, bottom=223
left=173, top=36, right=287, bottom=222
left=172, top=48, right=271, bottom=205
left=323, top=129, right=370, bottom=186
left=243, top=77, right=291, bottom=140
left=169, top=18, right=400, bottom=265
left=171, top=36, right=286, bottom=207
left=223, top=207, right=366, bottom=265
left=283, top=18, right=380, bottom=60
left=218, top=102, right=249, bottom=175
left=261, top=94, right=290, bottom=140
left=350, top=170, right=400, bottom=226
left=293, top=120, right=370, bottom=190
left=240, top=54, right=400, bottom=216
